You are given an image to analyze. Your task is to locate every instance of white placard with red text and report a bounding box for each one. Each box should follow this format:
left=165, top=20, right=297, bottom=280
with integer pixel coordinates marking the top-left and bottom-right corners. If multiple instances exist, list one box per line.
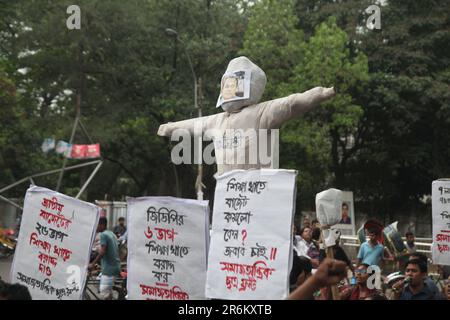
left=10, top=186, right=100, bottom=300
left=126, top=197, right=209, bottom=300
left=432, top=180, right=450, bottom=265
left=205, top=169, right=297, bottom=299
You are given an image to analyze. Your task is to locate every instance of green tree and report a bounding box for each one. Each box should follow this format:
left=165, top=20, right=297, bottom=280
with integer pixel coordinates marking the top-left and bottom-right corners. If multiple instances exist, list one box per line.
left=1, top=0, right=246, bottom=201
left=281, top=18, right=369, bottom=208
left=239, top=0, right=304, bottom=100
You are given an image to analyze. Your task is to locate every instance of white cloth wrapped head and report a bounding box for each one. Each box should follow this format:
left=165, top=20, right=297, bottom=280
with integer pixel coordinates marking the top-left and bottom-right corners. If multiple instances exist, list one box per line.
left=315, top=188, right=343, bottom=226
left=315, top=188, right=343, bottom=247
left=216, top=56, right=267, bottom=113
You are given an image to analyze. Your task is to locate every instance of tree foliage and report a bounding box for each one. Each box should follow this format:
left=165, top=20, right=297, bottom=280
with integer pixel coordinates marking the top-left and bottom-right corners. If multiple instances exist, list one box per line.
left=1, top=0, right=449, bottom=221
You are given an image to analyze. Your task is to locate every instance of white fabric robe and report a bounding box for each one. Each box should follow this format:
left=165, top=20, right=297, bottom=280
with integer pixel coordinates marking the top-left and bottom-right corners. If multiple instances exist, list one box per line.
left=158, top=86, right=335, bottom=175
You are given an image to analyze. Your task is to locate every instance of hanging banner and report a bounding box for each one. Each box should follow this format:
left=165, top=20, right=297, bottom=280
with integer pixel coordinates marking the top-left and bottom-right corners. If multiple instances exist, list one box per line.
left=205, top=169, right=297, bottom=300
left=10, top=186, right=100, bottom=299
left=86, top=144, right=101, bottom=158
left=70, top=144, right=87, bottom=159
left=41, top=138, right=55, bottom=153
left=126, top=196, right=209, bottom=300
left=55, top=141, right=72, bottom=157
left=68, top=144, right=101, bottom=159
left=432, top=180, right=450, bottom=265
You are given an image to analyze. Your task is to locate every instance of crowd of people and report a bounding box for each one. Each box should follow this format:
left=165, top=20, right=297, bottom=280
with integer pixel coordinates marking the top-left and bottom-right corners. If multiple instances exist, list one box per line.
left=288, top=218, right=450, bottom=300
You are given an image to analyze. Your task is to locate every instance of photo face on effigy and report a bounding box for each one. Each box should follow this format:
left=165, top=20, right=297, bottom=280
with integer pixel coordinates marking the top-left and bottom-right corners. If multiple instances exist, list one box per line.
left=221, top=77, right=238, bottom=100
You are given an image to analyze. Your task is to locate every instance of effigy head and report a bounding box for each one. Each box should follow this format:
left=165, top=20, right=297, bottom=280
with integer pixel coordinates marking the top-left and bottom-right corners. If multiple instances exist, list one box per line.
left=216, top=56, right=267, bottom=113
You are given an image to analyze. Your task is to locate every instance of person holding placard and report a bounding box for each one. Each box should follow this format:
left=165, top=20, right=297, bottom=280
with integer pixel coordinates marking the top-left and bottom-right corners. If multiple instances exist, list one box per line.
left=288, top=258, right=348, bottom=300
left=0, top=280, right=32, bottom=300
left=89, top=217, right=120, bottom=300
left=296, top=227, right=319, bottom=268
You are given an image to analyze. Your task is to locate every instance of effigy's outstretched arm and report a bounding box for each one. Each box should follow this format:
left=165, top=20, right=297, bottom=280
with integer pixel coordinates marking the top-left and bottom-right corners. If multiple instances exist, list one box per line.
left=157, top=114, right=216, bottom=137
left=259, top=87, right=335, bottom=129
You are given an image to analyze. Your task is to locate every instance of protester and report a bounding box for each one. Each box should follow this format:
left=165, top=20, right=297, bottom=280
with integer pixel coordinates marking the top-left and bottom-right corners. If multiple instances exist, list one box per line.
left=288, top=258, right=347, bottom=300
left=306, top=228, right=321, bottom=266
left=316, top=237, right=354, bottom=300
left=409, top=252, right=428, bottom=264
left=89, top=217, right=121, bottom=300
left=289, top=255, right=312, bottom=293
left=340, top=264, right=378, bottom=300
left=392, top=259, right=445, bottom=300
left=0, top=280, right=32, bottom=300
left=446, top=277, right=450, bottom=300
left=357, top=228, right=394, bottom=268
left=396, top=231, right=417, bottom=270
left=302, top=217, right=311, bottom=229
left=0, top=280, right=8, bottom=300
left=311, top=219, right=320, bottom=229
left=319, top=237, right=353, bottom=272
left=407, top=252, right=440, bottom=294
left=295, top=227, right=319, bottom=268
left=292, top=224, right=301, bottom=255
left=113, top=217, right=127, bottom=238
left=405, top=231, right=416, bottom=254
left=365, top=292, right=388, bottom=300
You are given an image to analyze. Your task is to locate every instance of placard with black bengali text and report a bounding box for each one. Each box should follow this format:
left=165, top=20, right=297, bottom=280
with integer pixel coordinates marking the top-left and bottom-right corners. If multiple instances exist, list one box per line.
left=126, top=196, right=209, bottom=300
left=205, top=169, right=297, bottom=299
left=10, top=186, right=100, bottom=300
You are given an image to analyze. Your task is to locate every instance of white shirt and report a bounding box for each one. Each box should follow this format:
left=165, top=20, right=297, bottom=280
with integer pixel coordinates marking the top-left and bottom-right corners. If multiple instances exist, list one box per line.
left=294, top=236, right=313, bottom=259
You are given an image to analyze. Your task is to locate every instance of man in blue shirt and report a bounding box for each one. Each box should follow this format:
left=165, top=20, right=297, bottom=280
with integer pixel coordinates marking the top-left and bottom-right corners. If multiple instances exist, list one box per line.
left=408, top=252, right=440, bottom=294
left=357, top=228, right=393, bottom=267
left=392, top=259, right=445, bottom=300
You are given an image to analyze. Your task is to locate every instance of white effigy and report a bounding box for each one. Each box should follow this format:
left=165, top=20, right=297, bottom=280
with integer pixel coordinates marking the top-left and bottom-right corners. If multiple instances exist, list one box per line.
left=158, top=56, right=335, bottom=175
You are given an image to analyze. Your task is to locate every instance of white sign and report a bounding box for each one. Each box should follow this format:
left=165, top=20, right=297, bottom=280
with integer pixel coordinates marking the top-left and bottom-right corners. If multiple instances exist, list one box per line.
left=10, top=186, right=99, bottom=299
left=432, top=180, right=450, bottom=265
left=126, top=196, right=209, bottom=300
left=333, top=191, right=356, bottom=236
left=206, top=169, right=297, bottom=299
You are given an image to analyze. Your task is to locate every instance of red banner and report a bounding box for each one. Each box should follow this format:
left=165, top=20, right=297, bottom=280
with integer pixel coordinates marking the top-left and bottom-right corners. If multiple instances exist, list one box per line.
left=69, top=144, right=100, bottom=159
left=86, top=144, right=101, bottom=158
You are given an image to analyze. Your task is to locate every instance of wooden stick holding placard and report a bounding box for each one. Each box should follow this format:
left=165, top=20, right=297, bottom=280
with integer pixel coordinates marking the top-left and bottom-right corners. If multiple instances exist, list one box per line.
left=320, top=225, right=340, bottom=300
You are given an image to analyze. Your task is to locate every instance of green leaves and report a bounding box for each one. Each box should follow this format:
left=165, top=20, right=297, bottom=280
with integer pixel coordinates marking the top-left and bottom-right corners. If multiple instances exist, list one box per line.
left=240, top=4, right=369, bottom=207
left=0, top=0, right=248, bottom=200
left=239, top=0, right=304, bottom=100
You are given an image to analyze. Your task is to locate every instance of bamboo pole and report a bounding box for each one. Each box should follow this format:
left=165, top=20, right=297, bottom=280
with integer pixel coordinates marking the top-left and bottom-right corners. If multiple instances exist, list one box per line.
left=321, top=225, right=340, bottom=300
